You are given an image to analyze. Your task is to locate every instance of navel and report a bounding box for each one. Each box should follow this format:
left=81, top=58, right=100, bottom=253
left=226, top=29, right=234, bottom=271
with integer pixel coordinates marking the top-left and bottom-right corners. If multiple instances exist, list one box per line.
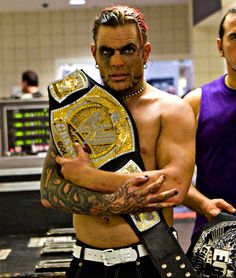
left=102, top=216, right=110, bottom=223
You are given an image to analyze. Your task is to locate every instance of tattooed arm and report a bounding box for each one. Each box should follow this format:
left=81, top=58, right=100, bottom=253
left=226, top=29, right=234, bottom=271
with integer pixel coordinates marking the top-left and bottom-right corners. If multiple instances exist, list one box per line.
left=40, top=140, right=178, bottom=215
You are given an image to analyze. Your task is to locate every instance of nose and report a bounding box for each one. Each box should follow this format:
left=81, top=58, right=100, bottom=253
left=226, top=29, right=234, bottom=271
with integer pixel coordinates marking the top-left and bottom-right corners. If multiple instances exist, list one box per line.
left=110, top=50, right=124, bottom=67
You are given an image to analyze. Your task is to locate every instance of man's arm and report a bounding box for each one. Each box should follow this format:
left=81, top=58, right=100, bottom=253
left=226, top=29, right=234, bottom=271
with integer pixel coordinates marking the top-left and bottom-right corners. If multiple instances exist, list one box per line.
left=183, top=184, right=236, bottom=220
left=154, top=95, right=196, bottom=203
left=183, top=90, right=236, bottom=219
left=55, top=96, right=196, bottom=205
left=40, top=140, right=178, bottom=215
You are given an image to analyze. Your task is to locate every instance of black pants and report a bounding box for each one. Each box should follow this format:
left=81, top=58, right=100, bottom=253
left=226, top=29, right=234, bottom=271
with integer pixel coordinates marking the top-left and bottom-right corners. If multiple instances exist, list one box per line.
left=66, top=240, right=161, bottom=278
left=66, top=256, right=161, bottom=278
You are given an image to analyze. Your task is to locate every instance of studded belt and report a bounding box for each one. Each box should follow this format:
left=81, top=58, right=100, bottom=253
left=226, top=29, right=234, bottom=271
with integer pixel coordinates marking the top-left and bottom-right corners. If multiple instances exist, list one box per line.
left=73, top=244, right=148, bottom=266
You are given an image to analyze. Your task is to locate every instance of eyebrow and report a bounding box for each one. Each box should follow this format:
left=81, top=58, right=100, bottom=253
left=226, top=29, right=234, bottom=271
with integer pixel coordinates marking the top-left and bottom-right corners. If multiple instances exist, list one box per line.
left=99, top=42, right=137, bottom=52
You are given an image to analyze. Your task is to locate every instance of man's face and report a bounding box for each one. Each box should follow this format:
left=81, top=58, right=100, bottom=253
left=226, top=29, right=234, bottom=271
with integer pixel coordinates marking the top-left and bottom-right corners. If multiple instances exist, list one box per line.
left=92, top=24, right=149, bottom=92
left=218, top=13, right=236, bottom=74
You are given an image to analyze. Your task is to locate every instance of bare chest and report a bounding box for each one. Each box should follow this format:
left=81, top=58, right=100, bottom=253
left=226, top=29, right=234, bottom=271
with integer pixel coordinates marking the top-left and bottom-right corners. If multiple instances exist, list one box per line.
left=128, top=104, right=161, bottom=169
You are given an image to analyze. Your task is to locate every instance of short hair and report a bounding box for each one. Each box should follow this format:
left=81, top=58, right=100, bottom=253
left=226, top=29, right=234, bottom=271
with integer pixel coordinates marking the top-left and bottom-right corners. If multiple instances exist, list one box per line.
left=22, top=70, right=39, bottom=86
left=218, top=7, right=236, bottom=40
left=92, top=5, right=148, bottom=47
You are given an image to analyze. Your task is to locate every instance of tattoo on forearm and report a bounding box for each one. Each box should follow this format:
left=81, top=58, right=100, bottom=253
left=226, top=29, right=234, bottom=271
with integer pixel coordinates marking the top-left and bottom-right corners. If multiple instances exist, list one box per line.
left=40, top=142, right=158, bottom=216
left=40, top=143, right=114, bottom=215
left=104, top=182, right=148, bottom=214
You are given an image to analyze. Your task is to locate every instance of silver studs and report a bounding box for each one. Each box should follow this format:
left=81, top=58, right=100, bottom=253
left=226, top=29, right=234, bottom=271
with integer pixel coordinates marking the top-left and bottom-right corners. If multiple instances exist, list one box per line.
left=161, top=264, right=167, bottom=269
left=120, top=81, right=147, bottom=100
left=166, top=272, right=172, bottom=277
left=185, top=272, right=191, bottom=277
left=175, top=255, right=181, bottom=261
left=136, top=260, right=140, bottom=265
left=180, top=263, right=186, bottom=269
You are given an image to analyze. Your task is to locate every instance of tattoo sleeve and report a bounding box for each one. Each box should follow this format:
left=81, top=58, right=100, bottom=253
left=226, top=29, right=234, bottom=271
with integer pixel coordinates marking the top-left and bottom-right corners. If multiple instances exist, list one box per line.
left=40, top=141, right=164, bottom=216
left=40, top=141, right=116, bottom=216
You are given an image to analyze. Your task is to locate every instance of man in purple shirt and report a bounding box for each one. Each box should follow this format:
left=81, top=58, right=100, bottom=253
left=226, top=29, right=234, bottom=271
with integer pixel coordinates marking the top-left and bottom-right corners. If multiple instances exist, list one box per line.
left=183, top=8, right=236, bottom=237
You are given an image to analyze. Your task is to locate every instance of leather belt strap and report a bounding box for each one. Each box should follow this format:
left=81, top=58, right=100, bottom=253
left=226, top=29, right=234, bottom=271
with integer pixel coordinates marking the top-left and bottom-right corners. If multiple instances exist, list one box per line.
left=73, top=244, right=148, bottom=266
left=125, top=213, right=197, bottom=278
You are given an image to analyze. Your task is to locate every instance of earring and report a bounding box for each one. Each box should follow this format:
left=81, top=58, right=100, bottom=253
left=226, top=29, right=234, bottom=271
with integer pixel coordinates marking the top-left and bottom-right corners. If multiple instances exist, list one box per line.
left=95, top=64, right=99, bottom=69
left=144, top=64, right=147, bottom=69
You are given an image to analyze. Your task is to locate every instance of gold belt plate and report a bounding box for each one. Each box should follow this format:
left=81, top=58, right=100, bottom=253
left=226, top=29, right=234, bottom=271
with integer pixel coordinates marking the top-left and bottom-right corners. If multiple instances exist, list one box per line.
left=51, top=85, right=135, bottom=168
left=49, top=69, right=88, bottom=103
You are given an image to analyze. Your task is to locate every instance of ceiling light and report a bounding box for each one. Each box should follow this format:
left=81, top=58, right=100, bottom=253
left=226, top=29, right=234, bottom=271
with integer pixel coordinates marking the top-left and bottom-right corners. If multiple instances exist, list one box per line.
left=69, top=0, right=86, bottom=5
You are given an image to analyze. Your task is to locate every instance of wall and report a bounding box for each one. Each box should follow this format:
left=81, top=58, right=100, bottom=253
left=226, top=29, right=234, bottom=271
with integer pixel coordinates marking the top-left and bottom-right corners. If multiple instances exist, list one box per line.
left=0, top=4, right=191, bottom=98
left=192, top=26, right=225, bottom=87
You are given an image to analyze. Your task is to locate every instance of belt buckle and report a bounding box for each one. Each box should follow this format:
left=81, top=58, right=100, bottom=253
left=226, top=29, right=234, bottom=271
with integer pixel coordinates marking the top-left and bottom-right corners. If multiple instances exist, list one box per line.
left=101, top=249, right=116, bottom=266
left=101, top=247, right=138, bottom=266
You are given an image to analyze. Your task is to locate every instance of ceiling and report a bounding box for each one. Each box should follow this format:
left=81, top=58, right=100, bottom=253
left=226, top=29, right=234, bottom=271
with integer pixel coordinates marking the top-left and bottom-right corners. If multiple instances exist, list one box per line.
left=0, top=0, right=188, bottom=13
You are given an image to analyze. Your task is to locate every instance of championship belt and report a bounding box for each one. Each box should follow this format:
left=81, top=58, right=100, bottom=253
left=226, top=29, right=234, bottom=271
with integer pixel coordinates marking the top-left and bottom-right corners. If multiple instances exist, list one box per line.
left=187, top=212, right=236, bottom=277
left=48, top=69, right=196, bottom=278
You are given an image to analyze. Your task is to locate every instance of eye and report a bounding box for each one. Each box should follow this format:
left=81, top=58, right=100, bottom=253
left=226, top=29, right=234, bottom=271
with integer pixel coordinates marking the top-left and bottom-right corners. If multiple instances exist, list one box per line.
left=121, top=46, right=136, bottom=55
left=99, top=47, right=114, bottom=56
left=229, top=34, right=236, bottom=41
left=103, top=49, right=112, bottom=55
left=125, top=48, right=135, bottom=54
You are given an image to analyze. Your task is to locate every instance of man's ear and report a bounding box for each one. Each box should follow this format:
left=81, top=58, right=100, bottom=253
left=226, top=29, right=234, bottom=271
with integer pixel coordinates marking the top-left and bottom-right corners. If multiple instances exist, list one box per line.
left=91, top=44, right=96, bottom=58
left=143, top=42, right=151, bottom=65
left=217, top=38, right=224, bottom=57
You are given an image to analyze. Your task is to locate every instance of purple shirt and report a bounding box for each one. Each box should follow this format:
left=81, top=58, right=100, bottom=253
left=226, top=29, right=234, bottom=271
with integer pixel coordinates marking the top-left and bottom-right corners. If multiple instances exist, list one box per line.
left=193, top=75, right=236, bottom=236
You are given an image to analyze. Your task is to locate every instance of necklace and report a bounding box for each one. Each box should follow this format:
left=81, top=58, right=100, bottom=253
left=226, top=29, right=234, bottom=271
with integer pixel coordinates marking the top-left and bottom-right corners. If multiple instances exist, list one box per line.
left=120, top=81, right=147, bottom=100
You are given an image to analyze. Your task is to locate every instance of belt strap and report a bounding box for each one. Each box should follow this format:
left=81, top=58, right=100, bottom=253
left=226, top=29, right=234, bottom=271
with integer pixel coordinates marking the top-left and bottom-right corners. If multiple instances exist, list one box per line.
left=73, top=244, right=147, bottom=266
left=125, top=213, right=197, bottom=278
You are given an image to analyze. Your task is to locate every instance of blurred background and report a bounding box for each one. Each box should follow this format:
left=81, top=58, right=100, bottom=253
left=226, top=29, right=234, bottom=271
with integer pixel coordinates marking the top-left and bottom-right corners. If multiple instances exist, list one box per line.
left=0, top=0, right=234, bottom=276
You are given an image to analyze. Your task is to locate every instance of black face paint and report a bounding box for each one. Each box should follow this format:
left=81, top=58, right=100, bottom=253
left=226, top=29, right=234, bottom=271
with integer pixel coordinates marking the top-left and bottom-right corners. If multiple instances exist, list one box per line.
left=99, top=43, right=138, bottom=63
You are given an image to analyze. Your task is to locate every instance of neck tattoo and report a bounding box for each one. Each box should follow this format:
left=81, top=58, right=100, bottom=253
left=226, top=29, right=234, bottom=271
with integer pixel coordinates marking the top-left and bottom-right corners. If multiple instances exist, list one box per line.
left=120, top=81, right=147, bottom=100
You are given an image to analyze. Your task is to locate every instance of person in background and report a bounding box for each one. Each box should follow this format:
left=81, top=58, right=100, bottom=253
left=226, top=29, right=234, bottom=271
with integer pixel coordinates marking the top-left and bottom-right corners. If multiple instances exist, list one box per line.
left=183, top=7, right=236, bottom=239
left=41, top=5, right=195, bottom=277
left=12, top=70, right=42, bottom=99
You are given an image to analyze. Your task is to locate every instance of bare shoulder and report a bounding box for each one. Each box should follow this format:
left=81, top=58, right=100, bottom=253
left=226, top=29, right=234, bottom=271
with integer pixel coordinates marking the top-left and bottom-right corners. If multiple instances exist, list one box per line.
left=147, top=85, right=193, bottom=119
left=183, top=88, right=202, bottom=118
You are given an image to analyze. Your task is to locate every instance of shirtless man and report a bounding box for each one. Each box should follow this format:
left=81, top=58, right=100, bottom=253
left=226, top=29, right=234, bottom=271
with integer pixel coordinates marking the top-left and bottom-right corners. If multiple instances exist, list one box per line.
left=41, top=5, right=195, bottom=277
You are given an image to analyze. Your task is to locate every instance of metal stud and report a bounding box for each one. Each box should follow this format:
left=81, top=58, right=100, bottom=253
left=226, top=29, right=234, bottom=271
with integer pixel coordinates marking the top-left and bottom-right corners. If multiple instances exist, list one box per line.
left=175, top=255, right=181, bottom=261
left=180, top=263, right=186, bottom=269
left=185, top=272, right=191, bottom=277
left=166, top=272, right=172, bottom=277
left=161, top=264, right=167, bottom=269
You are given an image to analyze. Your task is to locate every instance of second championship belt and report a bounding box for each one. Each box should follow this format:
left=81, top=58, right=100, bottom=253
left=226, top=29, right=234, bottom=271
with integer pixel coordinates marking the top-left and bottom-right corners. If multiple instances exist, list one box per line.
left=48, top=69, right=196, bottom=278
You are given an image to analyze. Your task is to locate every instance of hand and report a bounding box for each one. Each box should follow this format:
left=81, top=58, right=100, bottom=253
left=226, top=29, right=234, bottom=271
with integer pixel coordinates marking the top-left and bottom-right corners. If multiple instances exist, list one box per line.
left=201, top=198, right=236, bottom=221
left=105, top=175, right=178, bottom=214
left=55, top=143, right=93, bottom=186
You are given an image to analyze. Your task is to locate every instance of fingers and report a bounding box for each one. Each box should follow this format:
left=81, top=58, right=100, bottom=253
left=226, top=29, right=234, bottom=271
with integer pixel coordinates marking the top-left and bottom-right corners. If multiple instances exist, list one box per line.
left=217, top=199, right=236, bottom=214
left=148, top=175, right=165, bottom=194
left=75, top=143, right=90, bottom=161
left=74, top=143, right=84, bottom=155
left=146, top=201, right=177, bottom=210
left=55, top=155, right=63, bottom=165
left=124, top=175, right=149, bottom=187
left=149, top=188, right=178, bottom=203
left=126, top=174, right=165, bottom=189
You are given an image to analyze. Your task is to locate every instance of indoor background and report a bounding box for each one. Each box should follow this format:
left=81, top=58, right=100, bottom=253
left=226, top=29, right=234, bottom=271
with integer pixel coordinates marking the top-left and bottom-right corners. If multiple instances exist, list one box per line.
left=0, top=0, right=234, bottom=99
